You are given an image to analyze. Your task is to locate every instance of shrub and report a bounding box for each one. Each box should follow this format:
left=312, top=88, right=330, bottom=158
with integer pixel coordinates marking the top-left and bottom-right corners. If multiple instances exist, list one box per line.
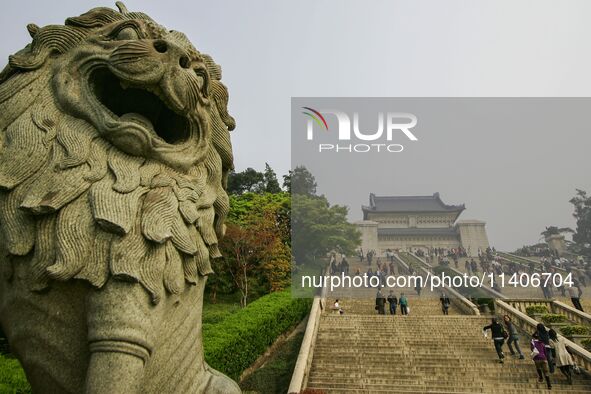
left=560, top=325, right=591, bottom=337
left=526, top=305, right=549, bottom=316
left=541, top=314, right=566, bottom=324
left=203, top=290, right=312, bottom=381
left=582, top=338, right=591, bottom=351
left=0, top=354, right=31, bottom=393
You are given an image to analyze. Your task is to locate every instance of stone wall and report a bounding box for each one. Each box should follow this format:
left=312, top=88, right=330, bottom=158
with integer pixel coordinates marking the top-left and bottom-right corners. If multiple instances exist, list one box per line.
left=355, top=220, right=378, bottom=253
left=377, top=235, right=460, bottom=254
left=457, top=220, right=490, bottom=257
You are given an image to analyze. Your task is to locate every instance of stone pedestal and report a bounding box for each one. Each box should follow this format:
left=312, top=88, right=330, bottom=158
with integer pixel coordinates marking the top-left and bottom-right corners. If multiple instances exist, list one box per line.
left=457, top=220, right=490, bottom=257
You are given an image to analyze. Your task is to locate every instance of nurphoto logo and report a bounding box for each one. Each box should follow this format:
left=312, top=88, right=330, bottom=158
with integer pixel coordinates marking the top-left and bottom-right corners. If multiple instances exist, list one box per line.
left=302, top=107, right=418, bottom=153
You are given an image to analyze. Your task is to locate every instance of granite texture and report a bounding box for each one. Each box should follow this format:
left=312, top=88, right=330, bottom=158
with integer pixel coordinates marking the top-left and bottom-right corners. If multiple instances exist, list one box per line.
left=0, top=2, right=239, bottom=392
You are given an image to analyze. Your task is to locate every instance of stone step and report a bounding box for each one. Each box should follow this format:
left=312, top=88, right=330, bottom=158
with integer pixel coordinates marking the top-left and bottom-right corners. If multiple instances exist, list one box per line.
left=307, top=303, right=591, bottom=393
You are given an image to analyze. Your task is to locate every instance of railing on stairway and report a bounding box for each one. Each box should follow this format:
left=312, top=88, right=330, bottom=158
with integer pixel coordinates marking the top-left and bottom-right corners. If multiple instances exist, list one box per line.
left=502, top=298, right=591, bottom=327
left=495, top=299, right=591, bottom=376
left=288, top=266, right=329, bottom=394
left=396, top=253, right=480, bottom=316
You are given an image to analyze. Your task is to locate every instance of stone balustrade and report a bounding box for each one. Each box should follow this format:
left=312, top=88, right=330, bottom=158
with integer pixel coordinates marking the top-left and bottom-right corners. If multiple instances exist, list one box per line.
left=495, top=299, right=591, bottom=376
left=288, top=268, right=329, bottom=394
left=397, top=253, right=480, bottom=316
left=553, top=300, right=591, bottom=326
left=503, top=298, right=591, bottom=327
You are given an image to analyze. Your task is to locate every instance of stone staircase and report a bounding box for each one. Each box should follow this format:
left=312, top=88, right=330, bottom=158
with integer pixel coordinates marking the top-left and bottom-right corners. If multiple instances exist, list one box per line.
left=333, top=297, right=458, bottom=316
left=447, top=257, right=545, bottom=299
left=305, top=297, right=591, bottom=393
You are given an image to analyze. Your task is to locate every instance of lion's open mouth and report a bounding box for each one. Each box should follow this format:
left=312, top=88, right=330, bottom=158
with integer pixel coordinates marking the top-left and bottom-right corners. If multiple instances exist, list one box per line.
left=89, top=68, right=190, bottom=144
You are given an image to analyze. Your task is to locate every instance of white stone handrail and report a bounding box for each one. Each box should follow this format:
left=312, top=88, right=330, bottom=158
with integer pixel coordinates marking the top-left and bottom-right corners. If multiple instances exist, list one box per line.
left=288, top=267, right=329, bottom=394
left=416, top=251, right=506, bottom=300
left=498, top=251, right=573, bottom=275
left=503, top=298, right=591, bottom=327
left=397, top=253, right=480, bottom=316
left=552, top=300, right=591, bottom=326
left=495, top=299, right=591, bottom=376
left=446, top=264, right=507, bottom=300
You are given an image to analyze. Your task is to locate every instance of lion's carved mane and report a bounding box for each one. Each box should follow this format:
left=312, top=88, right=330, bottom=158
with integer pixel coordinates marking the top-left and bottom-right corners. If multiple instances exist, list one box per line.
left=0, top=2, right=235, bottom=304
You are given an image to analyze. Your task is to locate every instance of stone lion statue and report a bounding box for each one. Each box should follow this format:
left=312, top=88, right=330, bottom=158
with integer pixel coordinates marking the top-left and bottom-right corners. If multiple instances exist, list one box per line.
left=0, top=2, right=240, bottom=393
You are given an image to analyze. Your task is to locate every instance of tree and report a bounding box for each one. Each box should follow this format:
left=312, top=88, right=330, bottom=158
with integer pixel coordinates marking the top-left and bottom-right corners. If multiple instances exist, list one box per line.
left=227, top=168, right=265, bottom=195
left=227, top=164, right=283, bottom=195
left=570, top=189, right=591, bottom=257
left=284, top=166, right=317, bottom=195
left=213, top=192, right=292, bottom=305
left=263, top=163, right=282, bottom=193
left=291, top=194, right=360, bottom=264
left=541, top=226, right=573, bottom=238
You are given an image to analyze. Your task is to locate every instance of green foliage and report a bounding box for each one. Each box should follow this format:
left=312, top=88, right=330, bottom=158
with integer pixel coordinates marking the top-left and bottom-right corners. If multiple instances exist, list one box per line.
left=208, top=192, right=292, bottom=303
left=0, top=355, right=30, bottom=394
left=526, top=305, right=550, bottom=316
left=291, top=194, right=360, bottom=264
left=560, top=325, right=591, bottom=337
left=283, top=166, right=317, bottom=195
left=239, top=331, right=305, bottom=393
left=227, top=164, right=284, bottom=195
left=227, top=167, right=265, bottom=195
left=540, top=313, right=566, bottom=324
left=541, top=226, right=573, bottom=237
left=263, top=163, right=282, bottom=194
left=203, top=290, right=312, bottom=381
left=582, top=338, right=591, bottom=351
left=569, top=189, right=591, bottom=257
left=227, top=192, right=290, bottom=230
left=202, top=301, right=242, bottom=325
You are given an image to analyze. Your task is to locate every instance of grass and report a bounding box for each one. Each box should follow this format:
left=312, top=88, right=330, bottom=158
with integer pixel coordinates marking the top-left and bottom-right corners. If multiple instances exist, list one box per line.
left=240, top=331, right=305, bottom=394
left=0, top=355, right=30, bottom=394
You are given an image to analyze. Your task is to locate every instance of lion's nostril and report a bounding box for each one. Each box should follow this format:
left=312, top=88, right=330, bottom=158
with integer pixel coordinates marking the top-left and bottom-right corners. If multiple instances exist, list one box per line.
left=153, top=40, right=168, bottom=53
left=179, top=56, right=191, bottom=69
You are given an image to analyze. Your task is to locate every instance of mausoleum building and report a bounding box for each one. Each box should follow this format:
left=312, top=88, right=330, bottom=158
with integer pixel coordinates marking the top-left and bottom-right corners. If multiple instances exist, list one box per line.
left=356, top=193, right=489, bottom=257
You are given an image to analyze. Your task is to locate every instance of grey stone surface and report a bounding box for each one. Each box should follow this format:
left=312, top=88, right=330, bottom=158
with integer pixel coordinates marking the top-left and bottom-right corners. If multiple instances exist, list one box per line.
left=0, top=2, right=239, bottom=393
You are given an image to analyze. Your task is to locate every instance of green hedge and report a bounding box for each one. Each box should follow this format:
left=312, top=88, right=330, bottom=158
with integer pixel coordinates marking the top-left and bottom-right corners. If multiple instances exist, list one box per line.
left=560, top=325, right=591, bottom=337
left=526, top=305, right=549, bottom=316
left=0, top=355, right=30, bottom=394
left=541, top=313, right=566, bottom=324
left=203, top=290, right=312, bottom=381
left=582, top=338, right=591, bottom=352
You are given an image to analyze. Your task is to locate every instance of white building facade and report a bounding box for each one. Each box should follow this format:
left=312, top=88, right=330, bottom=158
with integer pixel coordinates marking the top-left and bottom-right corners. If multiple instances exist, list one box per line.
left=356, top=193, right=489, bottom=257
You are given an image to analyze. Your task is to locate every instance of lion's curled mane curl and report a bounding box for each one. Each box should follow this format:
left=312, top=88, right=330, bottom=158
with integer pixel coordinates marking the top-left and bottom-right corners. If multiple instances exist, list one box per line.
left=0, top=2, right=235, bottom=303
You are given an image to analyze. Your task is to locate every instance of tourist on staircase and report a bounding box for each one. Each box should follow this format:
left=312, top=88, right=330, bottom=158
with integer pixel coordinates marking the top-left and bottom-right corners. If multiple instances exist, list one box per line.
left=503, top=315, right=524, bottom=359
left=440, top=292, right=450, bottom=315
left=332, top=299, right=344, bottom=315
left=531, top=332, right=552, bottom=390
left=387, top=291, right=398, bottom=315
left=482, top=318, right=506, bottom=363
left=375, top=288, right=386, bottom=315
left=567, top=283, right=584, bottom=312
left=415, top=280, right=422, bottom=296
left=549, top=329, right=574, bottom=385
left=399, top=293, right=409, bottom=315
left=536, top=323, right=555, bottom=373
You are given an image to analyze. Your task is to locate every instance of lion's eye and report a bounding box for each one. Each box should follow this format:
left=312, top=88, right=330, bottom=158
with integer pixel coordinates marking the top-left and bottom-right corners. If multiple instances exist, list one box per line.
left=116, top=27, right=139, bottom=41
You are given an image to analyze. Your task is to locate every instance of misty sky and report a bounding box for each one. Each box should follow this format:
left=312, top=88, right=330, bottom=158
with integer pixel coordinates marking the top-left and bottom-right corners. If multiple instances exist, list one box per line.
left=1, top=1, right=590, bottom=250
